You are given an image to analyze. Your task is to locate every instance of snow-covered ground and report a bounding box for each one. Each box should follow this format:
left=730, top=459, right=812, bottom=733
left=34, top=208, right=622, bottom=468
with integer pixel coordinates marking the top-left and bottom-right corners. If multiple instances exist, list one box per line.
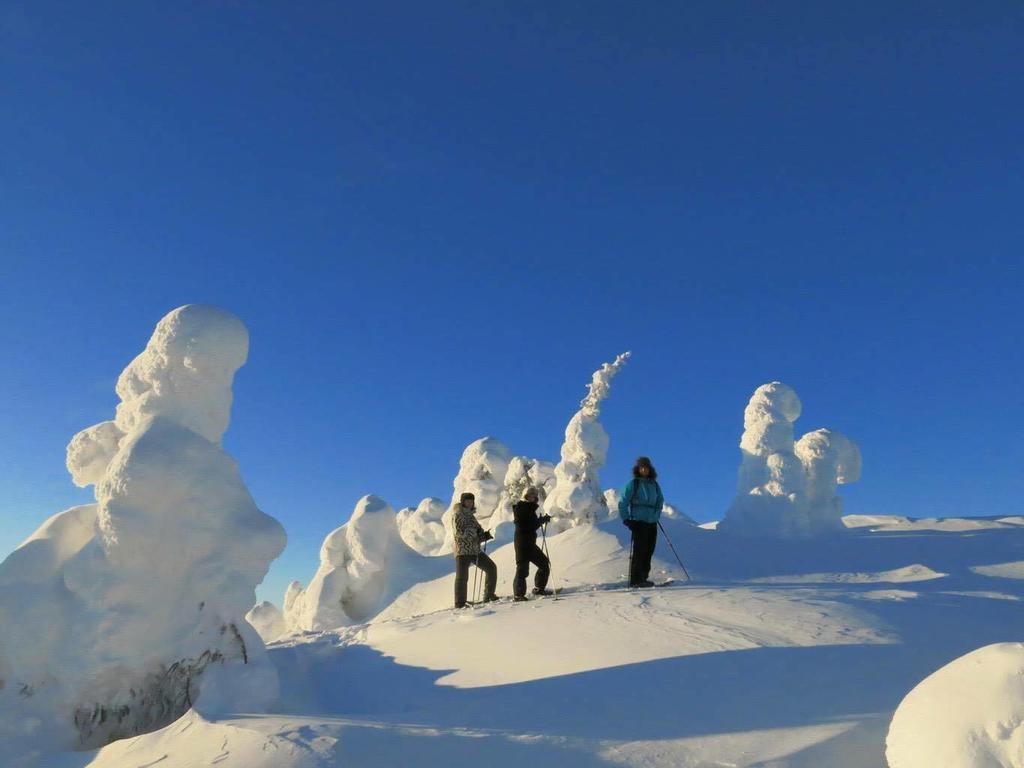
left=77, top=514, right=1024, bottom=768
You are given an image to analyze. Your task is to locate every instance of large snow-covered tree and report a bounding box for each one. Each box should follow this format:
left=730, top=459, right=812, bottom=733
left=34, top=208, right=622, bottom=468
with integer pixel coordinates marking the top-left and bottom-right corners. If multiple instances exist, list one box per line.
left=0, top=305, right=286, bottom=757
left=544, top=352, right=630, bottom=530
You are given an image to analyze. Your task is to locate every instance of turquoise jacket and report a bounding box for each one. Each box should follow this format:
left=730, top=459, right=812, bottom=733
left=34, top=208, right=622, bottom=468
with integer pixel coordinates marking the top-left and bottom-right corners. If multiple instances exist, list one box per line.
left=618, top=477, right=664, bottom=524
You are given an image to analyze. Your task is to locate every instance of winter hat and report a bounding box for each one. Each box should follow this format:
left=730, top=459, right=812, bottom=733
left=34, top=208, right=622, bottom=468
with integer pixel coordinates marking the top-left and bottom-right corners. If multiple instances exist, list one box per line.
left=459, top=492, right=476, bottom=504
left=522, top=486, right=539, bottom=500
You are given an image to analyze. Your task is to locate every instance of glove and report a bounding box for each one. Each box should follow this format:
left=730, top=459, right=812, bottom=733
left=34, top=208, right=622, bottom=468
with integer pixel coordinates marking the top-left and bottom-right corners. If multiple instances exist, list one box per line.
left=540, top=514, right=552, bottom=524
left=623, top=518, right=636, bottom=531
left=480, top=531, right=494, bottom=542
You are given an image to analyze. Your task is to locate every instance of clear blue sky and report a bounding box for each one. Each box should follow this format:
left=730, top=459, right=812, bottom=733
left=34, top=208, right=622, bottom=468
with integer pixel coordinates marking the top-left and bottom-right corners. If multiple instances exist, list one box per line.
left=2, top=2, right=1022, bottom=603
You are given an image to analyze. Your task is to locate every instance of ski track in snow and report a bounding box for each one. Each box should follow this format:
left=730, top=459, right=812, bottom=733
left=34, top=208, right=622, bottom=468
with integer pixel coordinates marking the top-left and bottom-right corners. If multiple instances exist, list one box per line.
left=76, top=519, right=1024, bottom=768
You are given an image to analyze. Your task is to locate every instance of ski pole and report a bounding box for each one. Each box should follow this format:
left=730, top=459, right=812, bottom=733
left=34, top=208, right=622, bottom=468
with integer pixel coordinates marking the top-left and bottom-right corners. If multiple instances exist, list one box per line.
left=476, top=540, right=488, bottom=603
left=541, top=521, right=552, bottom=587
left=471, top=549, right=480, bottom=605
left=657, top=521, right=691, bottom=582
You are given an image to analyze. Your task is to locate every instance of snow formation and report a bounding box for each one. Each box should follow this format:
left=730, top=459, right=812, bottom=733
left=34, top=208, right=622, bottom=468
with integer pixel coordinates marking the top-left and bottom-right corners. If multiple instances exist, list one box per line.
left=544, top=352, right=630, bottom=531
left=396, top=497, right=448, bottom=555
left=438, top=437, right=513, bottom=550
left=489, top=456, right=557, bottom=538
left=246, top=601, right=287, bottom=643
left=284, top=494, right=411, bottom=631
left=886, top=642, right=1024, bottom=768
left=0, top=305, right=285, bottom=758
left=720, top=381, right=861, bottom=537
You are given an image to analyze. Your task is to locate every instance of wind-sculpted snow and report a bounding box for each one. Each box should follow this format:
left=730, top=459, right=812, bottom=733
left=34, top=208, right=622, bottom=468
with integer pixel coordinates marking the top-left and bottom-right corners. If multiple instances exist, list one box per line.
left=886, top=643, right=1024, bottom=768
left=285, top=495, right=432, bottom=631
left=544, top=352, right=630, bottom=530
left=721, top=382, right=862, bottom=537
left=0, top=305, right=285, bottom=760
left=439, top=437, right=512, bottom=550
left=397, top=497, right=448, bottom=556
left=246, top=601, right=288, bottom=643
left=449, top=437, right=512, bottom=522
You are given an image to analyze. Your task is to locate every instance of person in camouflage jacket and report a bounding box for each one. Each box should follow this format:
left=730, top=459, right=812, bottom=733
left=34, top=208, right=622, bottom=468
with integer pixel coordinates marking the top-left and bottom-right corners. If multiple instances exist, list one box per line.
left=450, top=492, right=498, bottom=607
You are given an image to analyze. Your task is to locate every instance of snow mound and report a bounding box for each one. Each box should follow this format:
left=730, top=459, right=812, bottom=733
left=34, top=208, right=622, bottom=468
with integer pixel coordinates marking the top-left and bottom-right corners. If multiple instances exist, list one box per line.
left=285, top=495, right=407, bottom=631
left=750, top=564, right=946, bottom=584
left=886, top=642, right=1024, bottom=768
left=0, top=305, right=285, bottom=758
left=397, top=497, right=448, bottom=555
left=842, top=514, right=911, bottom=529
left=246, top=601, right=287, bottom=643
left=971, top=561, right=1024, bottom=580
left=721, top=382, right=861, bottom=538
left=544, top=352, right=630, bottom=530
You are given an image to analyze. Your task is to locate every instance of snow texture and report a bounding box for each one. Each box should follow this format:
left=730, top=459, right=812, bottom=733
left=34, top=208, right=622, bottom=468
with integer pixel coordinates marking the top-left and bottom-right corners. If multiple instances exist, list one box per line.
left=489, top=456, right=557, bottom=540
left=544, top=352, right=630, bottom=531
left=285, top=495, right=409, bottom=631
left=721, top=381, right=862, bottom=537
left=246, top=601, right=287, bottom=643
left=439, top=438, right=513, bottom=550
left=0, top=305, right=285, bottom=759
left=396, top=497, right=448, bottom=556
left=886, top=642, right=1024, bottom=768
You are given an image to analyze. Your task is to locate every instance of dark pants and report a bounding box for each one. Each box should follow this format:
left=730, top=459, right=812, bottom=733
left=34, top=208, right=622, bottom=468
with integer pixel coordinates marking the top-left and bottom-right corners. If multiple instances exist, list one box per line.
left=454, top=552, right=497, bottom=607
left=629, top=521, right=658, bottom=585
left=513, top=536, right=550, bottom=598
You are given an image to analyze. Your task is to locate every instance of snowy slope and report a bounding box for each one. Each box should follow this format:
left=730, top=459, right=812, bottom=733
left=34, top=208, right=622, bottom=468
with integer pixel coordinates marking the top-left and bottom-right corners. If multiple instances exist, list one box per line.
left=78, top=516, right=1024, bottom=768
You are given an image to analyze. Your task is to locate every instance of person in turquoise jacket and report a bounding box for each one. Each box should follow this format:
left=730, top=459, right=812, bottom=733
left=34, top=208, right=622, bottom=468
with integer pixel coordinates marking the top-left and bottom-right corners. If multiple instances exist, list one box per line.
left=618, top=456, right=664, bottom=587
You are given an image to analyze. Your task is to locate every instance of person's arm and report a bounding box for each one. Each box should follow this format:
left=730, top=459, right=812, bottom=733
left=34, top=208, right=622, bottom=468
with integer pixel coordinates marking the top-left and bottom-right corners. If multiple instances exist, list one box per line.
left=618, top=480, right=635, bottom=520
left=656, top=482, right=665, bottom=513
left=532, top=505, right=545, bottom=532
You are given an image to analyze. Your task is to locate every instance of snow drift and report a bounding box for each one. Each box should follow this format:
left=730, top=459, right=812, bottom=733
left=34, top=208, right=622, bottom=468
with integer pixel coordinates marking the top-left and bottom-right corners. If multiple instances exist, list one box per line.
left=886, top=642, right=1024, bottom=768
left=544, top=352, right=630, bottom=530
left=0, top=305, right=285, bottom=759
left=720, top=381, right=861, bottom=537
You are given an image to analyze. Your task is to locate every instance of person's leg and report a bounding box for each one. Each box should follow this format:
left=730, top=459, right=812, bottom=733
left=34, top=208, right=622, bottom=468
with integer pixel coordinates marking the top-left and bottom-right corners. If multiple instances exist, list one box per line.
left=629, top=525, right=643, bottom=585
left=513, top=539, right=529, bottom=598
left=640, top=523, right=657, bottom=582
left=454, top=556, right=470, bottom=607
left=531, top=544, right=551, bottom=591
left=477, top=551, right=498, bottom=599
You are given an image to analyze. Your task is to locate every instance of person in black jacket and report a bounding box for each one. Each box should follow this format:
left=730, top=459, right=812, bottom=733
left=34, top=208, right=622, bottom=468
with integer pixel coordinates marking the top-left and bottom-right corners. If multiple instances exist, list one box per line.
left=512, top=487, right=552, bottom=601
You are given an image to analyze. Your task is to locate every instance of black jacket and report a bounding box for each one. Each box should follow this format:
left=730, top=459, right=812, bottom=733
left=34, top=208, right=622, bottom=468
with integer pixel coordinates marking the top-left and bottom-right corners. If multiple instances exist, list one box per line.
left=513, top=500, right=545, bottom=540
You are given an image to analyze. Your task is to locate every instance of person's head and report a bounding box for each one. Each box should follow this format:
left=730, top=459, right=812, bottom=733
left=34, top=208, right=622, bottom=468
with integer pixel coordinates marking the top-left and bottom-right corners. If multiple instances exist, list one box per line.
left=522, top=486, right=539, bottom=503
left=459, top=492, right=476, bottom=509
left=633, top=456, right=657, bottom=480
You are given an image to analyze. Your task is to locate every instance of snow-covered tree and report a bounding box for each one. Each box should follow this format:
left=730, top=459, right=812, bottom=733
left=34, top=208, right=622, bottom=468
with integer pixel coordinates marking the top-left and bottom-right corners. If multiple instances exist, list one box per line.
left=544, top=352, right=630, bottom=531
left=720, top=382, right=861, bottom=537
left=0, top=305, right=286, bottom=756
left=396, top=497, right=448, bottom=556
left=246, top=601, right=287, bottom=643
left=285, top=494, right=411, bottom=631
left=439, top=437, right=513, bottom=550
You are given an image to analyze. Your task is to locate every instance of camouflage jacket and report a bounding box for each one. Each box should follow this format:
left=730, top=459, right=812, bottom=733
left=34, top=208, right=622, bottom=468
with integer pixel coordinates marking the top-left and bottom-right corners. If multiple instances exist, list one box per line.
left=451, top=504, right=486, bottom=557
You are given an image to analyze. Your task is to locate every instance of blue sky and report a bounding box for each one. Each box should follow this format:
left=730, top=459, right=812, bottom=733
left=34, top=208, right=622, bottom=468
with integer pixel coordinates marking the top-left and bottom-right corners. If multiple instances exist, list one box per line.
left=1, top=2, right=1022, bottom=602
